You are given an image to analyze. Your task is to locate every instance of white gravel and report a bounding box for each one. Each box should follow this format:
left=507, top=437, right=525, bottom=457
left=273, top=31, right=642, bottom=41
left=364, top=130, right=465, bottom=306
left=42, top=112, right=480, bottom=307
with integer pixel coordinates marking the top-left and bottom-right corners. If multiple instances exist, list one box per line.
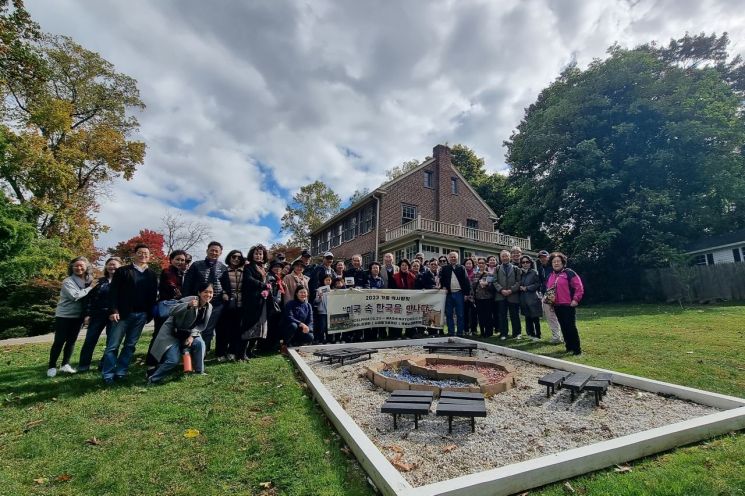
left=300, top=346, right=721, bottom=487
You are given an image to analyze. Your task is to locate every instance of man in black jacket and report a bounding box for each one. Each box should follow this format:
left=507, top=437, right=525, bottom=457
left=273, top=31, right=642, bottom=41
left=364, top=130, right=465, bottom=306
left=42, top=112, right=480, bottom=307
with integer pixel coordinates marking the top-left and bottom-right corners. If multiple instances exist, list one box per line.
left=182, top=241, right=228, bottom=352
left=102, top=244, right=158, bottom=384
left=439, top=251, right=471, bottom=337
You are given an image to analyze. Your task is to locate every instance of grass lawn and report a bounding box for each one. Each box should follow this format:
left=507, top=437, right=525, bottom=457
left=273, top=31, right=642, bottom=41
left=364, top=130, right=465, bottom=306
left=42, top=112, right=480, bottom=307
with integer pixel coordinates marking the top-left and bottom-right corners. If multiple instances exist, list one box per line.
left=0, top=303, right=744, bottom=495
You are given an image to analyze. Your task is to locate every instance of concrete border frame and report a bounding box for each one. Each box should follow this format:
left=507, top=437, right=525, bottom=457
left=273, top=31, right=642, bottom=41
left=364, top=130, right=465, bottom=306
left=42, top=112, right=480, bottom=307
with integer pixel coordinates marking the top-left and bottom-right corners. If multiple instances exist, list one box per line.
left=289, top=337, right=745, bottom=496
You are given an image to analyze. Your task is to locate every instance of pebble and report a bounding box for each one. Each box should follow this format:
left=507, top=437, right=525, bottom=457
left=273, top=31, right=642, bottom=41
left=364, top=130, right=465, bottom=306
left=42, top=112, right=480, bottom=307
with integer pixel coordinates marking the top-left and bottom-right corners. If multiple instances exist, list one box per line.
left=302, top=347, right=721, bottom=487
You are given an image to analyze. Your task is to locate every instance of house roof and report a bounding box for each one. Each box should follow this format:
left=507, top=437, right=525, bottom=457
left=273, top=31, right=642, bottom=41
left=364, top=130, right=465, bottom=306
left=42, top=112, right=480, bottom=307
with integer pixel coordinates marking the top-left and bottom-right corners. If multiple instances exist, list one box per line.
left=685, top=227, right=745, bottom=253
left=310, top=150, right=498, bottom=235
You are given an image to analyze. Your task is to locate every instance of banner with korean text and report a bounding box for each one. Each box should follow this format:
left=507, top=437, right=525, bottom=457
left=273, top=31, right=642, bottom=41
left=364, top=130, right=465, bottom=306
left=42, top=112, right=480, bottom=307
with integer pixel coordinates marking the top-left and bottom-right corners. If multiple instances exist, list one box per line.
left=325, top=289, right=446, bottom=334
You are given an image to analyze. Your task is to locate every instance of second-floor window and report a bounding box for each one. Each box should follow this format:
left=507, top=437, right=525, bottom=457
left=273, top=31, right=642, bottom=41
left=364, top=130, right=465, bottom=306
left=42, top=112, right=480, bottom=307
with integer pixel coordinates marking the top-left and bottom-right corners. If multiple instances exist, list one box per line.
left=343, top=216, right=356, bottom=242
left=359, top=205, right=375, bottom=234
left=424, top=170, right=433, bottom=188
left=466, top=219, right=478, bottom=229
left=451, top=177, right=458, bottom=194
left=402, top=203, right=417, bottom=225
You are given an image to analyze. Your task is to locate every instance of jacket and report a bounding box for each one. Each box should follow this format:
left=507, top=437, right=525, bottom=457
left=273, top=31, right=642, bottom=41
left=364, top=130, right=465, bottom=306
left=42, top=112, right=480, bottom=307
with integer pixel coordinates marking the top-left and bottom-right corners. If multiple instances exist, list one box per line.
left=85, top=276, right=113, bottom=316
left=55, top=276, right=95, bottom=318
left=344, top=267, right=368, bottom=288
left=380, top=264, right=399, bottom=288
left=282, top=272, right=310, bottom=305
left=149, top=296, right=212, bottom=362
left=241, top=263, right=268, bottom=331
left=392, top=270, right=417, bottom=289
left=182, top=258, right=227, bottom=300
left=439, top=264, right=472, bottom=296
left=494, top=263, right=520, bottom=303
left=519, top=268, right=543, bottom=318
left=283, top=300, right=314, bottom=331
left=158, top=265, right=183, bottom=301
left=546, top=269, right=584, bottom=306
left=472, top=273, right=495, bottom=300
left=109, top=264, right=158, bottom=319
left=416, top=269, right=437, bottom=290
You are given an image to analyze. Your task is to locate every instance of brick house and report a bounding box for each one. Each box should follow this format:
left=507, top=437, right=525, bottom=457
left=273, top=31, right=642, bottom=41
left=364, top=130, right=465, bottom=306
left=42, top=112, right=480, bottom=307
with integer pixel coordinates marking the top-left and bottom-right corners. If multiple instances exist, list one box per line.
left=309, top=144, right=531, bottom=265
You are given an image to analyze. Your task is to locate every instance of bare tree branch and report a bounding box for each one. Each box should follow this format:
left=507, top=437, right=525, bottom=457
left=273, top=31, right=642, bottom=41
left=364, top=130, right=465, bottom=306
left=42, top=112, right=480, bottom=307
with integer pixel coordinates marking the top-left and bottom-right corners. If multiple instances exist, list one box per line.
left=160, top=210, right=212, bottom=254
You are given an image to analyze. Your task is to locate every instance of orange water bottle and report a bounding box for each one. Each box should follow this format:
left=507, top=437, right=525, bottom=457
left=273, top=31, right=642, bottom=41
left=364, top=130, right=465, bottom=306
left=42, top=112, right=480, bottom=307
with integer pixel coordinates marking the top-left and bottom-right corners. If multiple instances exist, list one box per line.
left=182, top=347, right=193, bottom=373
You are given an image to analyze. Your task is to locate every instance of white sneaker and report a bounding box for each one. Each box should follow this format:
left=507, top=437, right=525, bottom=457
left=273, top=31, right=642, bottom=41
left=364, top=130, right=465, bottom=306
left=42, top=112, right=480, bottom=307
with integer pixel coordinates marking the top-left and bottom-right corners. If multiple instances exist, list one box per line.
left=531, top=336, right=541, bottom=342
left=60, top=364, right=77, bottom=374
left=515, top=335, right=522, bottom=340
left=47, top=367, right=57, bottom=378
left=500, top=336, right=507, bottom=341
left=226, top=354, right=236, bottom=361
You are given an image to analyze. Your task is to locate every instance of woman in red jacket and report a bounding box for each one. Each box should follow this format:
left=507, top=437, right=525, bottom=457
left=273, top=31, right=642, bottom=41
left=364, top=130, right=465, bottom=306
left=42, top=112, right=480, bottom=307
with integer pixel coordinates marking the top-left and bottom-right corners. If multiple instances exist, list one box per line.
left=545, top=252, right=584, bottom=355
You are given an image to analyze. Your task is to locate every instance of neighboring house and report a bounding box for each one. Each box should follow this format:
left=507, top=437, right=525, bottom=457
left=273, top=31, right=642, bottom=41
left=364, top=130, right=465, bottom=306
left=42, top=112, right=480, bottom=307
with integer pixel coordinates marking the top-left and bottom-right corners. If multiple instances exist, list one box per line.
left=685, top=228, right=745, bottom=265
left=309, top=144, right=531, bottom=265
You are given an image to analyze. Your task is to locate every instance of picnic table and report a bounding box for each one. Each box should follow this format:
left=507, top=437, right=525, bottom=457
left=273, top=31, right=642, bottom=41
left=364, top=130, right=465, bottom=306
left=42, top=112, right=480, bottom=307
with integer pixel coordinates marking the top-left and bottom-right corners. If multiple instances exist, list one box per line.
left=423, top=342, right=477, bottom=356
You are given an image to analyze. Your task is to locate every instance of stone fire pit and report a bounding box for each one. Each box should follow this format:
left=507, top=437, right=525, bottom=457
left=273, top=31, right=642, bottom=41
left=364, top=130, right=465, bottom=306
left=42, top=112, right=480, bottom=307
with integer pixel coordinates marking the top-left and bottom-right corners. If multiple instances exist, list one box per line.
left=364, top=354, right=516, bottom=397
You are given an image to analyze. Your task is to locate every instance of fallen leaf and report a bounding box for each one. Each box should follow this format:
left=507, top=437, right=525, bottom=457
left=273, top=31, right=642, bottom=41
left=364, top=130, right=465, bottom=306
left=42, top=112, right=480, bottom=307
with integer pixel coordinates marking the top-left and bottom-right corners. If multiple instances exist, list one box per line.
left=55, top=473, right=72, bottom=482
left=33, top=478, right=47, bottom=485
left=564, top=481, right=575, bottom=493
left=183, top=428, right=200, bottom=438
left=85, top=436, right=101, bottom=446
left=23, top=419, right=44, bottom=433
left=383, top=444, right=404, bottom=454
left=340, top=446, right=351, bottom=456
left=259, top=481, right=273, bottom=489
left=391, top=458, right=417, bottom=472
left=442, top=444, right=457, bottom=453
left=614, top=464, right=632, bottom=473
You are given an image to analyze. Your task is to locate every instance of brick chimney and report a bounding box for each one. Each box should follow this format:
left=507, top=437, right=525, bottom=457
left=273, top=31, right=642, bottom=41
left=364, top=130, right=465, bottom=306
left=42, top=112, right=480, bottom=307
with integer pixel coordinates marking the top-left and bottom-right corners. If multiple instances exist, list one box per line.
left=433, top=144, right=451, bottom=221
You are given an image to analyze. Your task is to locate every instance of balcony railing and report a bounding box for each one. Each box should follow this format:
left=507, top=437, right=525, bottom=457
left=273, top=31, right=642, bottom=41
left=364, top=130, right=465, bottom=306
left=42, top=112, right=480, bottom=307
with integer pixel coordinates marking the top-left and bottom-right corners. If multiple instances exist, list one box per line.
left=384, top=216, right=531, bottom=250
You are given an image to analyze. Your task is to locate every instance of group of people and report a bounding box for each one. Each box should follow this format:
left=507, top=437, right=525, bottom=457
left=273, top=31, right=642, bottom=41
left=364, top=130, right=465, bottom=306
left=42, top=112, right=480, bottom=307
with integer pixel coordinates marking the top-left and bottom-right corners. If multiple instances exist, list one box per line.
left=47, top=241, right=584, bottom=385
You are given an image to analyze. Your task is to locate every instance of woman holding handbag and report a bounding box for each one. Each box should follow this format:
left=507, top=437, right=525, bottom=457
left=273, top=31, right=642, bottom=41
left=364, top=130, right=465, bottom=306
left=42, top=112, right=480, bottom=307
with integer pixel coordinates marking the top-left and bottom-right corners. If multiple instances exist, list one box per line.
left=518, top=255, right=543, bottom=341
left=545, top=252, right=584, bottom=355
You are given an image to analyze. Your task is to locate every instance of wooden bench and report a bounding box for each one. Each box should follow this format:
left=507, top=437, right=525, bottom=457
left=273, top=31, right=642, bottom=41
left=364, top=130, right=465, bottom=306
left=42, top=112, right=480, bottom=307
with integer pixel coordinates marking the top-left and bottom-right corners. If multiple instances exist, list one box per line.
left=423, top=342, right=477, bottom=356
left=584, top=380, right=608, bottom=406
left=313, top=348, right=378, bottom=365
left=436, top=400, right=486, bottom=433
left=435, top=391, right=486, bottom=433
left=537, top=371, right=573, bottom=397
left=562, top=373, right=592, bottom=401
left=381, top=398, right=432, bottom=429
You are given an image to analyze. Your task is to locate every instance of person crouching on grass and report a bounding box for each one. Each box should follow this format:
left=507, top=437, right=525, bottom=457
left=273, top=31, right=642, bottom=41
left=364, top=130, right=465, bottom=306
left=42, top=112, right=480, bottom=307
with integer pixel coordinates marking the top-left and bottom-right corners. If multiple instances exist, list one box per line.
left=147, top=282, right=213, bottom=384
left=279, top=286, right=314, bottom=354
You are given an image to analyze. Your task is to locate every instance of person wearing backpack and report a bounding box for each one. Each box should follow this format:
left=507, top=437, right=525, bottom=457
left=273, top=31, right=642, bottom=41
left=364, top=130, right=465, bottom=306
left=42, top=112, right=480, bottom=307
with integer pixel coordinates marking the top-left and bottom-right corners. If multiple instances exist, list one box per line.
left=545, top=252, right=584, bottom=355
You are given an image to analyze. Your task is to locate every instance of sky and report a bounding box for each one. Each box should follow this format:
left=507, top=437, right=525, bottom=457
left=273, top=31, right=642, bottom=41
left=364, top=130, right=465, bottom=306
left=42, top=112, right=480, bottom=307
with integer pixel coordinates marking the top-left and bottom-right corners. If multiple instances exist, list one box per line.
left=25, top=0, right=745, bottom=257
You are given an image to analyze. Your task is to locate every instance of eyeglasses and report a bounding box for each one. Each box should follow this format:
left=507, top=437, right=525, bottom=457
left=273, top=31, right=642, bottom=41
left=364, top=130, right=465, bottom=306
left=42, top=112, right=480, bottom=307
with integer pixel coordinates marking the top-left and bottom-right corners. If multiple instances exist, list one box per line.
left=521, top=261, right=531, bottom=265
left=231, top=254, right=242, bottom=259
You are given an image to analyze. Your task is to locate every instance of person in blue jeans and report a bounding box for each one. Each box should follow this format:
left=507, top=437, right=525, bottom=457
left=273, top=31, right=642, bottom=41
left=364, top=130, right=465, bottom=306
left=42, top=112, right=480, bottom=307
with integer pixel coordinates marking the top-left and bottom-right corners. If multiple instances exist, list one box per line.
left=438, top=251, right=471, bottom=336
left=102, top=244, right=158, bottom=384
left=77, top=257, right=122, bottom=372
left=148, top=284, right=213, bottom=384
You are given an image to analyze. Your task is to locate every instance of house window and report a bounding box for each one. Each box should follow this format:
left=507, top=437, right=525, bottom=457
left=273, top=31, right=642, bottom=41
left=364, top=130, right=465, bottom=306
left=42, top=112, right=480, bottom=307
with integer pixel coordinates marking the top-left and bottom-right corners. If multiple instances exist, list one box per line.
left=402, top=203, right=417, bottom=225
left=395, top=244, right=418, bottom=263
left=359, top=205, right=375, bottom=234
left=331, top=224, right=342, bottom=247
left=734, top=248, right=742, bottom=263
left=451, top=177, right=458, bottom=194
left=424, top=171, right=433, bottom=188
left=706, top=253, right=714, bottom=265
left=342, top=216, right=356, bottom=242
left=466, top=219, right=478, bottom=229
left=362, top=252, right=374, bottom=268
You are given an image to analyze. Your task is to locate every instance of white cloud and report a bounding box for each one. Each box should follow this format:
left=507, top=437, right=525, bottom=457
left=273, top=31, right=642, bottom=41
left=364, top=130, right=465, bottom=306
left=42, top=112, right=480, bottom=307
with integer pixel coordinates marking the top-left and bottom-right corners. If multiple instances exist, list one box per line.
left=24, top=0, right=745, bottom=251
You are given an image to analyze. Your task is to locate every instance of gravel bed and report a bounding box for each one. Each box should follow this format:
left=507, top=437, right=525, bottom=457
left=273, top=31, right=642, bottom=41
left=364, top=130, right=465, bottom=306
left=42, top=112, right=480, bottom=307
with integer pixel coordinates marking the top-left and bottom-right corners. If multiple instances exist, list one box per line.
left=300, top=346, right=721, bottom=487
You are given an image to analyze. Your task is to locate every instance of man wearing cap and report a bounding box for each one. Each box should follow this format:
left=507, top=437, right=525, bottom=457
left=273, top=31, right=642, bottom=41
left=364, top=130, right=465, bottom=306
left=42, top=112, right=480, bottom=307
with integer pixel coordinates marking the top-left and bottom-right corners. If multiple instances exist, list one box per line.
left=309, top=251, right=335, bottom=297
left=414, top=252, right=426, bottom=273
left=537, top=249, right=562, bottom=344
left=298, top=249, right=314, bottom=277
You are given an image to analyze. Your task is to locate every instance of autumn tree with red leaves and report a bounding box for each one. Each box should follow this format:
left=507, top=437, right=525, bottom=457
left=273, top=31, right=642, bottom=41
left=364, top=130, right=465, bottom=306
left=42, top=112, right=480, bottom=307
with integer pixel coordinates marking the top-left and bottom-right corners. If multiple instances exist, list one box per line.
left=107, top=229, right=168, bottom=272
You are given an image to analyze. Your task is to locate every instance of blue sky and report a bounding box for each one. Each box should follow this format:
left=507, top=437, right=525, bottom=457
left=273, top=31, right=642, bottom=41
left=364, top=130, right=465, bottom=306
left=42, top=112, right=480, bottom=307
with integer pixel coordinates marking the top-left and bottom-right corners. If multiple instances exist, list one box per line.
left=25, top=0, right=745, bottom=256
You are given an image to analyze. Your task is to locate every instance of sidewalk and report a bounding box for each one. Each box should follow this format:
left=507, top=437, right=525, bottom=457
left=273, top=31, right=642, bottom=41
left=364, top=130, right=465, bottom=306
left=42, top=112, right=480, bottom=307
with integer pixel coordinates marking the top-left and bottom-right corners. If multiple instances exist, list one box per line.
left=0, top=323, right=155, bottom=347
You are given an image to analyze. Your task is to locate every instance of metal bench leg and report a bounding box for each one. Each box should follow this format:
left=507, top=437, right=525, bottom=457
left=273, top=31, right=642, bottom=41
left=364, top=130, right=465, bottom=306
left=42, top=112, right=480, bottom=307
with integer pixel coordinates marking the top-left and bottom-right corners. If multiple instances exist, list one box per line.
left=448, top=416, right=453, bottom=434
left=471, top=417, right=475, bottom=433
left=570, top=390, right=575, bottom=402
left=393, top=414, right=397, bottom=430
left=414, top=414, right=419, bottom=429
left=546, top=386, right=551, bottom=398
left=595, top=391, right=600, bottom=406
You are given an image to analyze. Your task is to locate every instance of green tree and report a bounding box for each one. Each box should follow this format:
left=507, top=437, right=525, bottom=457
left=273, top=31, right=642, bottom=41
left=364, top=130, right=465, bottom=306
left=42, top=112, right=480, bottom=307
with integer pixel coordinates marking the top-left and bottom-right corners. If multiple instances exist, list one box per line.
left=281, top=181, right=341, bottom=248
left=504, top=33, right=745, bottom=300
left=347, top=187, right=369, bottom=206
left=1, top=5, right=146, bottom=257
left=0, top=193, right=69, bottom=288
left=450, top=144, right=513, bottom=224
left=385, top=158, right=421, bottom=181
